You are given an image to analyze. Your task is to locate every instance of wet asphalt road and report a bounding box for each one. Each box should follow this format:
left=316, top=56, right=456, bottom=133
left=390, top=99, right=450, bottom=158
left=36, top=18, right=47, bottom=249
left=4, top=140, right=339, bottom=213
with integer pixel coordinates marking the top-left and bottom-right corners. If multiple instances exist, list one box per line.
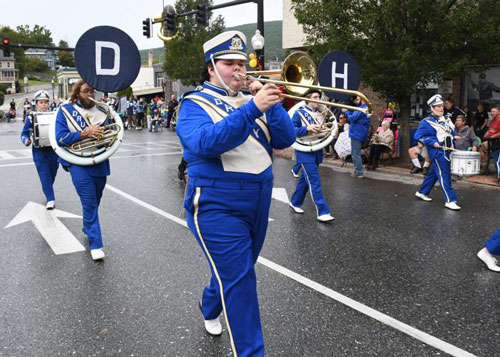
left=0, top=120, right=499, bottom=357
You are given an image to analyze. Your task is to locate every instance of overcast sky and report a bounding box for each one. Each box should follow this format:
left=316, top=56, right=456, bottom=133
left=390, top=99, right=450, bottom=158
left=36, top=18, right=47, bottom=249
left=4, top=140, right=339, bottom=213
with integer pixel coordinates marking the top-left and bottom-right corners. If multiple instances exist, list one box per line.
left=1, top=0, right=283, bottom=50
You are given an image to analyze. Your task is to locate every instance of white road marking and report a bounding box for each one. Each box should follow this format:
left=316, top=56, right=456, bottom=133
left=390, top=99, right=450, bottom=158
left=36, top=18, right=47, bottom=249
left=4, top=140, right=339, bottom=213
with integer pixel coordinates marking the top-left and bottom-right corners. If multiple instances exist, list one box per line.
left=0, top=151, right=16, bottom=159
left=105, top=184, right=476, bottom=357
left=272, top=187, right=290, bottom=204
left=0, top=151, right=183, bottom=168
left=5, top=201, right=85, bottom=255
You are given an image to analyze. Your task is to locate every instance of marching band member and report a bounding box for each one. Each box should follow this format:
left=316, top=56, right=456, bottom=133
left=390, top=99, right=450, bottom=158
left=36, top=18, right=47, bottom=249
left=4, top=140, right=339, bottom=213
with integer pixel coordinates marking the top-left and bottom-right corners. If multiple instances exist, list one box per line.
left=477, top=228, right=500, bottom=272
left=289, top=89, right=334, bottom=222
left=414, top=94, right=461, bottom=210
left=176, top=31, right=295, bottom=357
left=55, top=80, right=110, bottom=260
left=20, top=90, right=59, bottom=210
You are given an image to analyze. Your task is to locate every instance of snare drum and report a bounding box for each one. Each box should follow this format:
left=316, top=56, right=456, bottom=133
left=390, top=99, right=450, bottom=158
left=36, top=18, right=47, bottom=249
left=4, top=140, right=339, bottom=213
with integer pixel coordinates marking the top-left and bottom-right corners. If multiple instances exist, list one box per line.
left=33, top=112, right=56, bottom=148
left=450, top=151, right=480, bottom=176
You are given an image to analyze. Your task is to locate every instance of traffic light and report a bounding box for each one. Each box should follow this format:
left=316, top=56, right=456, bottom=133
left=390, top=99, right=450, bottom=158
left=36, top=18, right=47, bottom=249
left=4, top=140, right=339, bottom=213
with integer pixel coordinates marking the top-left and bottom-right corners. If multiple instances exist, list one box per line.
left=142, top=18, right=151, bottom=38
left=2, top=38, right=10, bottom=57
left=196, top=4, right=209, bottom=26
left=165, top=12, right=176, bottom=34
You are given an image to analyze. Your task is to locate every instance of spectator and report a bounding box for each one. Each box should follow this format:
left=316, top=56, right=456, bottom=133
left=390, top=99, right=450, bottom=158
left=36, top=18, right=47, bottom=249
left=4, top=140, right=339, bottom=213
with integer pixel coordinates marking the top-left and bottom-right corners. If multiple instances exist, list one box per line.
left=463, top=105, right=474, bottom=127
left=480, top=104, right=500, bottom=183
left=454, top=114, right=479, bottom=151
left=126, top=96, right=136, bottom=129
left=409, top=142, right=432, bottom=175
left=166, top=94, right=178, bottom=129
left=473, top=102, right=489, bottom=138
left=150, top=108, right=161, bottom=132
left=136, top=98, right=145, bottom=130
left=329, top=112, right=347, bottom=159
left=10, top=98, right=16, bottom=110
left=444, top=97, right=465, bottom=124
left=367, top=121, right=394, bottom=171
left=344, top=95, right=370, bottom=178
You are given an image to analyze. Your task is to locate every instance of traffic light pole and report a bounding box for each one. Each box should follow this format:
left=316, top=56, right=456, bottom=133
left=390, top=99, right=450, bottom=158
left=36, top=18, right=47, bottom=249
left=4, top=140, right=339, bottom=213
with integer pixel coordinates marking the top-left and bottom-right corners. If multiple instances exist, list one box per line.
left=151, top=0, right=265, bottom=64
left=10, top=43, right=74, bottom=51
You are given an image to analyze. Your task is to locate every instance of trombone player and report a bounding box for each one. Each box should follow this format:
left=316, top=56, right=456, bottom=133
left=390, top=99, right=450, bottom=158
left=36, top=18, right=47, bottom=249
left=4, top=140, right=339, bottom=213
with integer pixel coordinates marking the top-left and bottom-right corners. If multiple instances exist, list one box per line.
left=289, top=89, right=334, bottom=222
left=55, top=80, right=110, bottom=260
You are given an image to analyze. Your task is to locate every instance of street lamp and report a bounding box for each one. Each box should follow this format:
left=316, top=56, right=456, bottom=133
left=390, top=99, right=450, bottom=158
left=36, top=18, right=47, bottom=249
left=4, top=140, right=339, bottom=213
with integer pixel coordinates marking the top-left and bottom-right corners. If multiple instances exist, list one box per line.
left=51, top=79, right=55, bottom=99
left=251, top=30, right=265, bottom=70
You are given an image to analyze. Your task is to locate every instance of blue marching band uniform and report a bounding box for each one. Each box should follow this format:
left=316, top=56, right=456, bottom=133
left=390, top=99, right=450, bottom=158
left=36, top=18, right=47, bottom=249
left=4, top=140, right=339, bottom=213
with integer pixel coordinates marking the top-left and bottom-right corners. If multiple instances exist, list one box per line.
left=20, top=90, right=59, bottom=209
left=177, top=31, right=295, bottom=356
left=55, top=98, right=111, bottom=254
left=289, top=104, right=333, bottom=221
left=414, top=94, right=460, bottom=210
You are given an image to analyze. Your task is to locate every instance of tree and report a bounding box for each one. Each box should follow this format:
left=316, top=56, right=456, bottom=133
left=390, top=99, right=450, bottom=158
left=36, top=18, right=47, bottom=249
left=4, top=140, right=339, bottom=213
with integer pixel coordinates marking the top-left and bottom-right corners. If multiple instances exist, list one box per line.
left=25, top=57, right=48, bottom=72
left=58, top=40, right=74, bottom=67
left=16, top=25, right=53, bottom=46
left=164, top=0, right=225, bottom=86
left=291, top=0, right=500, bottom=161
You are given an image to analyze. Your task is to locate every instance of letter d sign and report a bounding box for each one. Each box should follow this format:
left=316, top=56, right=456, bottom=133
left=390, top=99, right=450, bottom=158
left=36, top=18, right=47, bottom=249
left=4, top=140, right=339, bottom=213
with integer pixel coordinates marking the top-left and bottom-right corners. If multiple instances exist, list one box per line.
left=95, top=41, right=120, bottom=75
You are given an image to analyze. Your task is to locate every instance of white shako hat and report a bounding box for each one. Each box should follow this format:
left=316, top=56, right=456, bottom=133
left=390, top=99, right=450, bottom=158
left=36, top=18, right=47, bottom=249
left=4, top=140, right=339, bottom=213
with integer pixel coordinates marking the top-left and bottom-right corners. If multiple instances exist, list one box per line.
left=203, top=31, right=247, bottom=63
left=427, top=94, right=443, bottom=107
left=33, top=90, right=50, bottom=102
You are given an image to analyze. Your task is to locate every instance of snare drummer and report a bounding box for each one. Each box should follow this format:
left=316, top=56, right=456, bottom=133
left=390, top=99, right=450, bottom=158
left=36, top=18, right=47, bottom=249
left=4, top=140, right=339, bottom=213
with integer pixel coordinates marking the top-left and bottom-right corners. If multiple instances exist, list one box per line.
left=289, top=89, right=334, bottom=222
left=20, top=90, right=59, bottom=210
left=414, top=94, right=461, bottom=210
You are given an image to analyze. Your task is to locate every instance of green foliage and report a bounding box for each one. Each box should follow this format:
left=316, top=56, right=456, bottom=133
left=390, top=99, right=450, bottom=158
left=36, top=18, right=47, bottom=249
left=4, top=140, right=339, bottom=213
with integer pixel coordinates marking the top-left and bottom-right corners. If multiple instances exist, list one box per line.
left=117, top=86, right=133, bottom=99
left=25, top=57, right=48, bottom=72
left=0, top=91, right=4, bottom=106
left=291, top=0, right=500, bottom=159
left=0, top=24, right=54, bottom=77
left=0, top=84, right=7, bottom=93
left=58, top=40, right=74, bottom=67
left=164, top=0, right=225, bottom=86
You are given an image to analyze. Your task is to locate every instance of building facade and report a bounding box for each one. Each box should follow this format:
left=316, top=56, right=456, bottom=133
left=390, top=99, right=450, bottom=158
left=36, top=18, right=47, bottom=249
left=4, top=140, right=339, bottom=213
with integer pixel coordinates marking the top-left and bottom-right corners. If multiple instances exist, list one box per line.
left=0, top=50, right=19, bottom=94
left=24, top=49, right=57, bottom=70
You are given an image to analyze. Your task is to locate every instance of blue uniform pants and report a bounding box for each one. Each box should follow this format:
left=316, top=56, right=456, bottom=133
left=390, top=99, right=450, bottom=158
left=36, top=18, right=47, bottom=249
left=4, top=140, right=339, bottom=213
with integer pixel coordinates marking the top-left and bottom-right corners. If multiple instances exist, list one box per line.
left=292, top=162, right=301, bottom=176
left=290, top=163, right=331, bottom=216
left=419, top=154, right=458, bottom=203
left=69, top=166, right=106, bottom=250
left=485, top=228, right=500, bottom=255
left=184, top=177, right=273, bottom=357
left=33, top=151, right=59, bottom=202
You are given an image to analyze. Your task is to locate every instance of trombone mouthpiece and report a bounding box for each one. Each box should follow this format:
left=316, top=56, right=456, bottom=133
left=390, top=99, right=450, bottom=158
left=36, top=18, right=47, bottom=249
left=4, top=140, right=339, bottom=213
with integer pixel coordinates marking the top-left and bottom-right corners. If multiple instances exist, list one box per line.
left=233, top=73, right=244, bottom=80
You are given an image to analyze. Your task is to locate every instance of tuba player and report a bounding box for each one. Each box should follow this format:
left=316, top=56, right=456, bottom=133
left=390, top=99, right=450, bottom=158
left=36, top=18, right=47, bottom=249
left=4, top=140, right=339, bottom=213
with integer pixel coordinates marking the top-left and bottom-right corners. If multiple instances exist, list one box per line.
left=54, top=80, right=110, bottom=260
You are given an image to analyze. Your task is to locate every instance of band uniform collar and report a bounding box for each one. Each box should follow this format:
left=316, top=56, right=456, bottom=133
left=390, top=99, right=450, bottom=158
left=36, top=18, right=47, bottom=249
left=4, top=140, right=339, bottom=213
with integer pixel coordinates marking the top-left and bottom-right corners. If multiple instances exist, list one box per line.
left=203, top=81, right=233, bottom=96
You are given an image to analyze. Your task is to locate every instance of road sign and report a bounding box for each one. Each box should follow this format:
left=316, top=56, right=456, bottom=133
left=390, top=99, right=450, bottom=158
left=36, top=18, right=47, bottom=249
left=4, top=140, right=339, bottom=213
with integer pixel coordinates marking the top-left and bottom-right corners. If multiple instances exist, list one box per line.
left=318, top=50, right=361, bottom=101
left=23, top=76, right=28, bottom=84
left=5, top=201, right=85, bottom=255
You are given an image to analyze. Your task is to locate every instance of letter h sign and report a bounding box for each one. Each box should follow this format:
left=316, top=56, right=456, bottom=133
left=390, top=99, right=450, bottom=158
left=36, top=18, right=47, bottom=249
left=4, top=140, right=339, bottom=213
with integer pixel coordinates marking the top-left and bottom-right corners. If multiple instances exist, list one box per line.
left=332, top=62, right=348, bottom=90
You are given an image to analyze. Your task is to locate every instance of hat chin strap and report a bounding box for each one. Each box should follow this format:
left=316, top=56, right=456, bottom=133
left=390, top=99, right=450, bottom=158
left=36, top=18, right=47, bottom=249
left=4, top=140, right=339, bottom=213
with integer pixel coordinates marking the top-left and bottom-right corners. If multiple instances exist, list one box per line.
left=210, top=54, right=237, bottom=96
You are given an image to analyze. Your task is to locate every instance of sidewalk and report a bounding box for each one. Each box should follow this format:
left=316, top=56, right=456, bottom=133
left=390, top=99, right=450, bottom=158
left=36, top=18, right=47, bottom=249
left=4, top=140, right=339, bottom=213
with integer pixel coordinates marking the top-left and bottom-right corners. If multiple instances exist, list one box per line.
left=274, top=148, right=500, bottom=190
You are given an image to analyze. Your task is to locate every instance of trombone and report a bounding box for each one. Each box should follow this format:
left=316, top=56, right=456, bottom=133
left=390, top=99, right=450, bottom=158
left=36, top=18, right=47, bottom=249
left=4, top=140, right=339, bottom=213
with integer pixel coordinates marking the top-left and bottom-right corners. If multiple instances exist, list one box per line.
left=242, top=51, right=373, bottom=114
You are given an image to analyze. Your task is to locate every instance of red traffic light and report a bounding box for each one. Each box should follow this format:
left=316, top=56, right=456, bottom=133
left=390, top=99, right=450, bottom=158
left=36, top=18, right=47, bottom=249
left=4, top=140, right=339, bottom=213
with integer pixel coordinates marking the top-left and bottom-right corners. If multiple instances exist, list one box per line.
left=2, top=38, right=10, bottom=45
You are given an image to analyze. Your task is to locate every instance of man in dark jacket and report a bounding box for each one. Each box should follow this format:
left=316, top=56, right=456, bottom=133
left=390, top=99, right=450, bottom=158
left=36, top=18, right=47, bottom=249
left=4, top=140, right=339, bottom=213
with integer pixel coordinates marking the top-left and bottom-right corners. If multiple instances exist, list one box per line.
left=166, top=94, right=178, bottom=129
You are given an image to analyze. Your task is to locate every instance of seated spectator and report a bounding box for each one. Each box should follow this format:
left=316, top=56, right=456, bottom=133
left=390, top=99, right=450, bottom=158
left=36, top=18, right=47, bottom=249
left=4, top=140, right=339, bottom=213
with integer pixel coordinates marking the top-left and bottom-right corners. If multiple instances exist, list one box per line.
left=150, top=108, right=162, bottom=132
left=454, top=114, right=479, bottom=151
left=367, top=121, right=394, bottom=171
left=409, top=142, right=432, bottom=175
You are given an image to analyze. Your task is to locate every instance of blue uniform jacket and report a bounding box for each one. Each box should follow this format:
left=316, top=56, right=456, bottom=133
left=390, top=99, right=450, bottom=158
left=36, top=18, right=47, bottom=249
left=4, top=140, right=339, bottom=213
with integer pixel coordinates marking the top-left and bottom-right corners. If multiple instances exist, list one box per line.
left=414, top=115, right=457, bottom=160
left=346, top=104, right=370, bottom=142
left=55, top=102, right=110, bottom=176
left=21, top=113, right=58, bottom=161
left=177, top=82, right=296, bottom=181
left=292, top=106, right=323, bottom=164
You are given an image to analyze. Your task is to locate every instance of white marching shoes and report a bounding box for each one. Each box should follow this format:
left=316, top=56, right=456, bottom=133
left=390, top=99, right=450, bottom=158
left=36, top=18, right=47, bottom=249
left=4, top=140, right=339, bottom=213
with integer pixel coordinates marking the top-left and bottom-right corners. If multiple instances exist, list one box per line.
left=46, top=201, right=55, bottom=210
left=91, top=248, right=105, bottom=261
left=291, top=169, right=299, bottom=178
left=477, top=248, right=500, bottom=272
left=288, top=202, right=304, bottom=214
left=199, top=300, right=222, bottom=336
left=445, top=201, right=461, bottom=210
left=317, top=214, right=334, bottom=222
left=415, top=191, right=432, bottom=202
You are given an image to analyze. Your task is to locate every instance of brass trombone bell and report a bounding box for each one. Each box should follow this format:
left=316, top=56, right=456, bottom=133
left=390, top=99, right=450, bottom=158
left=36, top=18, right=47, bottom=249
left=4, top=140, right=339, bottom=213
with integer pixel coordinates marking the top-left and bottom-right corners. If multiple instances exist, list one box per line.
left=246, top=51, right=373, bottom=114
